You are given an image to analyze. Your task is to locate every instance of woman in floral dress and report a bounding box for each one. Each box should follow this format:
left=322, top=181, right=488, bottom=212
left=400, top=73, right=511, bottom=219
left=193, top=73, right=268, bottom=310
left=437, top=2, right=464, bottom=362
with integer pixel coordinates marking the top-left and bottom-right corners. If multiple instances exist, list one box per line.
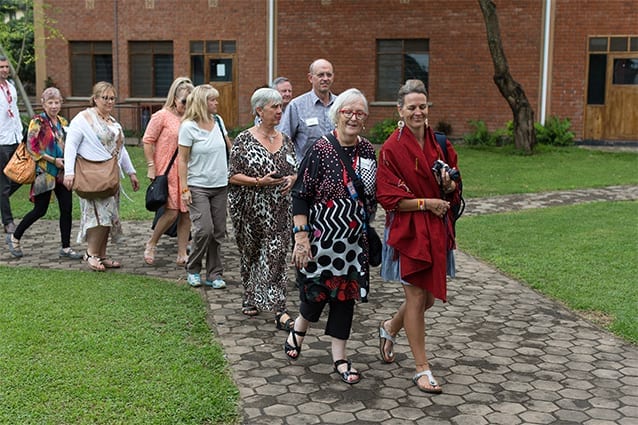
left=63, top=82, right=140, bottom=271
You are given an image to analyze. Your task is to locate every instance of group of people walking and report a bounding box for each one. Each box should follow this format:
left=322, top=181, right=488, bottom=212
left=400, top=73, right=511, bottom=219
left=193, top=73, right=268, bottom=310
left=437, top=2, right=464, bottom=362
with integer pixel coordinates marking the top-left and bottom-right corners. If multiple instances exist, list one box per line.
left=1, top=57, right=462, bottom=394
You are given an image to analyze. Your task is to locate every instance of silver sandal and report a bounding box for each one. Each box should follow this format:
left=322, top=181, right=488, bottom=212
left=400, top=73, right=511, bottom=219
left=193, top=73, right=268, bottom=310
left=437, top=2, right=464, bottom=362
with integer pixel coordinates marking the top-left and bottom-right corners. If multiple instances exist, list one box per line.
left=412, top=370, right=443, bottom=394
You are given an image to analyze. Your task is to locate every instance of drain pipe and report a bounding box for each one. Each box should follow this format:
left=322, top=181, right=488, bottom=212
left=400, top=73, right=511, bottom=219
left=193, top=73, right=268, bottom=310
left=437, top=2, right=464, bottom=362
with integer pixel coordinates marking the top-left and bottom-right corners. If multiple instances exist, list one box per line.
left=267, top=0, right=275, bottom=84
left=539, top=0, right=552, bottom=125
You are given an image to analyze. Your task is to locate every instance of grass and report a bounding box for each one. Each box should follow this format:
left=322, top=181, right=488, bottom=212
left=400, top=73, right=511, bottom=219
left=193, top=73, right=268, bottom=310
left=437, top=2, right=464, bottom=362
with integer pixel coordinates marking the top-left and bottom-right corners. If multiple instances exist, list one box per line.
left=0, top=268, right=239, bottom=425
left=457, top=200, right=638, bottom=343
left=454, top=144, right=638, bottom=198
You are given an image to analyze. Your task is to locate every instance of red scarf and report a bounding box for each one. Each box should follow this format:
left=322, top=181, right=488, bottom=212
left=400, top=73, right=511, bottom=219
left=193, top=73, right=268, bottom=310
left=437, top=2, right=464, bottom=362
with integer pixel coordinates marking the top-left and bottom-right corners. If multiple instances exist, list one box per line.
left=376, top=126, right=448, bottom=301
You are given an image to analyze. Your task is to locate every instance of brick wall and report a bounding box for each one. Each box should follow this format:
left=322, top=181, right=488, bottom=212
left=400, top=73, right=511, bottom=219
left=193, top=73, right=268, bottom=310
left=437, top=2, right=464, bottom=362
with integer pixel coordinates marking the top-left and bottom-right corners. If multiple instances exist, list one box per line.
left=39, top=0, right=636, bottom=140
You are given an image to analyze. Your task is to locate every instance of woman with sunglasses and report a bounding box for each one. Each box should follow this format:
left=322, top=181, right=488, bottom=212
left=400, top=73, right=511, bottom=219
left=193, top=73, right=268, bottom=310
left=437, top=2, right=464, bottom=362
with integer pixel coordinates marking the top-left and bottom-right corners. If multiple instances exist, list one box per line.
left=284, top=88, right=377, bottom=385
left=142, top=77, right=194, bottom=266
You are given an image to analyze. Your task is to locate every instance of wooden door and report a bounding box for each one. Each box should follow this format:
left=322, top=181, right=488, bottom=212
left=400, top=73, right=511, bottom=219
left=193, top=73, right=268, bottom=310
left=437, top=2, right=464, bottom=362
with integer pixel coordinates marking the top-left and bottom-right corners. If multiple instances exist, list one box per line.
left=604, top=54, right=638, bottom=140
left=585, top=53, right=638, bottom=141
left=208, top=56, right=237, bottom=128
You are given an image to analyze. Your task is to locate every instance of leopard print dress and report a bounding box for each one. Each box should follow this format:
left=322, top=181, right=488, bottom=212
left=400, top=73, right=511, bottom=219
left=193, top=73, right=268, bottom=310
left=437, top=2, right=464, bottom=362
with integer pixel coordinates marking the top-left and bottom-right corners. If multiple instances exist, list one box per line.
left=228, top=130, right=297, bottom=312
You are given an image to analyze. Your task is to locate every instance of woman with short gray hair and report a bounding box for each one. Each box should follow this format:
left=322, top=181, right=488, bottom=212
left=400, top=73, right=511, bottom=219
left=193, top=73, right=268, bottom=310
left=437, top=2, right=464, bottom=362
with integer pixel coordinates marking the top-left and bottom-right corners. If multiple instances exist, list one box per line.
left=228, top=87, right=297, bottom=327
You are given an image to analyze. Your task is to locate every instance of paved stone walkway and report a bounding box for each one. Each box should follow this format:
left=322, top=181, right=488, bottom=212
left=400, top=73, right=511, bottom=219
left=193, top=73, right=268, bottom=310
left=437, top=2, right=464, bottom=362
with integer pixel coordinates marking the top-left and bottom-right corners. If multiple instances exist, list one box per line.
left=1, top=185, right=637, bottom=425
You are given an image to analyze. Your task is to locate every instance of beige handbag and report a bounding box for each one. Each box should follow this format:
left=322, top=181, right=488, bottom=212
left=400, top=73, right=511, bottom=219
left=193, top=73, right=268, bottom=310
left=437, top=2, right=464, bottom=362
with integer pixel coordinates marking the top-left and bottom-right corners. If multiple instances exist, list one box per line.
left=72, top=135, right=122, bottom=199
left=3, top=142, right=35, bottom=184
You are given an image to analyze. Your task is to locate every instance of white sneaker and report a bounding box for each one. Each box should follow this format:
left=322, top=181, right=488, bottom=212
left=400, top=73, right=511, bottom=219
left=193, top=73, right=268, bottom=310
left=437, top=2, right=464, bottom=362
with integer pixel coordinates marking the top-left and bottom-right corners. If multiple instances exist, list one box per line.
left=187, top=273, right=202, bottom=287
left=205, top=277, right=226, bottom=289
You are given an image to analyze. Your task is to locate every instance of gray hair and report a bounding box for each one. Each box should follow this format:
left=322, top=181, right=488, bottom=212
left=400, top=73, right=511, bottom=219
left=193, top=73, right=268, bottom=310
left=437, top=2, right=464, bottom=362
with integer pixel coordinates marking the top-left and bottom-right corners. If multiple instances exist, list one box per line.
left=271, top=76, right=290, bottom=88
left=397, top=79, right=428, bottom=107
left=328, top=88, right=368, bottom=125
left=251, top=87, right=282, bottom=116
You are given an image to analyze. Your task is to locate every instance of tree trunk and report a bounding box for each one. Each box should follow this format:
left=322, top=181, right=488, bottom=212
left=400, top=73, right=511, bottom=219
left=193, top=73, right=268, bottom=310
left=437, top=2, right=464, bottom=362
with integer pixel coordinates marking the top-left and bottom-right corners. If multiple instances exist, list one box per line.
left=478, top=0, right=536, bottom=153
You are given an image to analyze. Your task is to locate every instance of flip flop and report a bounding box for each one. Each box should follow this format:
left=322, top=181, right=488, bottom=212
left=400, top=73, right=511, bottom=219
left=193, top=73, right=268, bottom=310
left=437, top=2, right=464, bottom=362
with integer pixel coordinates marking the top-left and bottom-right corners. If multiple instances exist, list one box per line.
left=379, top=320, right=396, bottom=363
left=412, top=370, right=443, bottom=394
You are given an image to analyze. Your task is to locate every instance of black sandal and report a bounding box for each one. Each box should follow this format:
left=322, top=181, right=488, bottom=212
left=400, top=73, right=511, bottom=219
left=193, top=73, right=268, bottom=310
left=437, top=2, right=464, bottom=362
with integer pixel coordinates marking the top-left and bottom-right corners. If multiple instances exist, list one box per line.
left=334, top=359, right=361, bottom=385
left=275, top=311, right=295, bottom=331
left=241, top=301, right=259, bottom=316
left=283, top=328, right=306, bottom=360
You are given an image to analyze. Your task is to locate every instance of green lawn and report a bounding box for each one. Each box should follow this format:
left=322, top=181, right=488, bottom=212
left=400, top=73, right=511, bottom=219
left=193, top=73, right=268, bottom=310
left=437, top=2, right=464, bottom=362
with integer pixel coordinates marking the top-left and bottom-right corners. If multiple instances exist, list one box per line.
left=0, top=268, right=239, bottom=425
left=457, top=200, right=638, bottom=343
left=454, top=145, right=638, bottom=198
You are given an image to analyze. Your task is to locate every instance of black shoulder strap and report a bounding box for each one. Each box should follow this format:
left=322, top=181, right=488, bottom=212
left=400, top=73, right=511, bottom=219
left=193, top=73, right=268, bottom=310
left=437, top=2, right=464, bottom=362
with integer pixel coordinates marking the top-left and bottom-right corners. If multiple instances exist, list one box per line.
left=434, top=131, right=448, bottom=162
left=214, top=114, right=230, bottom=160
left=163, top=148, right=179, bottom=175
left=324, top=133, right=358, bottom=187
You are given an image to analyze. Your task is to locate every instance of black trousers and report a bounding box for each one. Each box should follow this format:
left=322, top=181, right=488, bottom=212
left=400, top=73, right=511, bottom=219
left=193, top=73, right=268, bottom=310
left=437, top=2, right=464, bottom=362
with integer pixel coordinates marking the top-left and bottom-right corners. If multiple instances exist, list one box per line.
left=14, top=181, right=74, bottom=248
left=0, top=144, right=22, bottom=225
left=300, top=298, right=355, bottom=340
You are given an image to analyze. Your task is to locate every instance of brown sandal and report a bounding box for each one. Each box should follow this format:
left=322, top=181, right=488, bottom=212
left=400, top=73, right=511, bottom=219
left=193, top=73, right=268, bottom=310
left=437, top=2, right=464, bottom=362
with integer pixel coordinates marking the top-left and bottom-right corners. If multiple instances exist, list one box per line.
left=101, top=258, right=121, bottom=268
left=85, top=253, right=105, bottom=272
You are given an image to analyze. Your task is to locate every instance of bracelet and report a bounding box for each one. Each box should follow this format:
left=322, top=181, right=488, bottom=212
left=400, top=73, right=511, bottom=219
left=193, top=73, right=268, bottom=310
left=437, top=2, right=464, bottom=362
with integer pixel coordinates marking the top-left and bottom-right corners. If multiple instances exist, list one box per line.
left=147, top=161, right=154, bottom=166
left=181, top=188, right=190, bottom=194
left=417, top=198, right=426, bottom=211
left=292, top=224, right=310, bottom=234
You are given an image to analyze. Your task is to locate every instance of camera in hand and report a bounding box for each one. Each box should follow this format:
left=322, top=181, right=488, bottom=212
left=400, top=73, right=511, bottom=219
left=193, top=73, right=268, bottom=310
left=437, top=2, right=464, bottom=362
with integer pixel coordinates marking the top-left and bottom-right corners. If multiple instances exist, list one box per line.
left=431, top=159, right=460, bottom=181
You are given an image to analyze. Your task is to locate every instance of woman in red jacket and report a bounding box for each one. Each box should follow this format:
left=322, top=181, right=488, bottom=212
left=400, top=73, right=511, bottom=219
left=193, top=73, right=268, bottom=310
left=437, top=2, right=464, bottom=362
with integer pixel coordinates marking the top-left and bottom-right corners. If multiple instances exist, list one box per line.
left=376, top=79, right=461, bottom=394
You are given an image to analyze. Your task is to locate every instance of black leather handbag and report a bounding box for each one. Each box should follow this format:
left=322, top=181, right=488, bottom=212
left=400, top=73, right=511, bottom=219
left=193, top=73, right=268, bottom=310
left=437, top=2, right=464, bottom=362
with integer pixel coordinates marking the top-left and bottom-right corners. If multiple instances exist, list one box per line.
left=145, top=149, right=178, bottom=212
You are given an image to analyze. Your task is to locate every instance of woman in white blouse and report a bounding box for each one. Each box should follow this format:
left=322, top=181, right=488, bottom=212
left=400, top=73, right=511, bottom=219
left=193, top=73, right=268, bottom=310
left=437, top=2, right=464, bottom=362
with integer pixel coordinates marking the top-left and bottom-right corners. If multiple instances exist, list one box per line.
left=63, top=82, right=140, bottom=271
left=178, top=84, right=232, bottom=288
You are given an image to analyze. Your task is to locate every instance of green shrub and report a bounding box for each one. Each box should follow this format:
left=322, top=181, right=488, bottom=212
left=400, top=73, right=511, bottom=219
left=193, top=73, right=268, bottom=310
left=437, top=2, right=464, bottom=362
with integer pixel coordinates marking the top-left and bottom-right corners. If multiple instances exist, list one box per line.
left=463, top=120, right=492, bottom=146
left=228, top=122, right=252, bottom=140
left=535, top=116, right=575, bottom=146
left=367, top=116, right=398, bottom=144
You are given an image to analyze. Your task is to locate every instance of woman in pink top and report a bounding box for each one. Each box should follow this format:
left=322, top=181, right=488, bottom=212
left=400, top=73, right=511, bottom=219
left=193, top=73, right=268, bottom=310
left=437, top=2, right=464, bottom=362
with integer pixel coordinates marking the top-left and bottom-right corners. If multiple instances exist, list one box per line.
left=143, top=77, right=194, bottom=266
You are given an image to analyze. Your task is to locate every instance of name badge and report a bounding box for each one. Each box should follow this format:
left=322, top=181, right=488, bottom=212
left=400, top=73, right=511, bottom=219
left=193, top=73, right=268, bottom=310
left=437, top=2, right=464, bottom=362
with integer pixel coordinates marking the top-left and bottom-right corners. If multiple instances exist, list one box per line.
left=305, top=117, right=319, bottom=127
left=346, top=181, right=358, bottom=198
left=360, top=158, right=374, bottom=171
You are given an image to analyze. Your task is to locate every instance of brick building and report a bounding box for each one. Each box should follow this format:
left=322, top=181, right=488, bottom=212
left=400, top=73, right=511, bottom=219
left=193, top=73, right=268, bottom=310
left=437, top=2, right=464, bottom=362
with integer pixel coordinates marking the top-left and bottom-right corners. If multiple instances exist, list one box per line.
left=34, top=0, right=637, bottom=142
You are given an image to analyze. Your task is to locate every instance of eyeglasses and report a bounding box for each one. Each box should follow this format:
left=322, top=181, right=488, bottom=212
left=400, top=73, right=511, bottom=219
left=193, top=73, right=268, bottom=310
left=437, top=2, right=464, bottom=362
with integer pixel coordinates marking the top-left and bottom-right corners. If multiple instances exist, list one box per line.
left=100, top=96, right=117, bottom=102
left=314, top=72, right=333, bottom=78
left=339, top=109, right=368, bottom=120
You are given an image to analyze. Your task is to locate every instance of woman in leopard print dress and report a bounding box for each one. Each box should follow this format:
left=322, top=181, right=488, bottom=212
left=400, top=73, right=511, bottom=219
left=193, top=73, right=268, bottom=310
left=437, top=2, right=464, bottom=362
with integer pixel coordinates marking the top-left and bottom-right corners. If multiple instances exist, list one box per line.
left=228, top=88, right=297, bottom=330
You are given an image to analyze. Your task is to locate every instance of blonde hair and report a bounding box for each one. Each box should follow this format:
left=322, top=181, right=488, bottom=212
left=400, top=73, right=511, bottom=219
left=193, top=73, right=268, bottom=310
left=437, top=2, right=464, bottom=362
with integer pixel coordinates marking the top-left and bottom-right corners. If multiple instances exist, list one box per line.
left=164, top=77, right=194, bottom=109
left=182, top=84, right=219, bottom=123
left=89, top=81, right=116, bottom=106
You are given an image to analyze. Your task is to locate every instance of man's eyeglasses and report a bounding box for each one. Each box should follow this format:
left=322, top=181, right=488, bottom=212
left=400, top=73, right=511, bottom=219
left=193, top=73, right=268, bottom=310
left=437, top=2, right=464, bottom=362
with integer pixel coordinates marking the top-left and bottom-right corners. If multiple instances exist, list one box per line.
left=100, top=96, right=117, bottom=102
left=339, top=109, right=368, bottom=120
